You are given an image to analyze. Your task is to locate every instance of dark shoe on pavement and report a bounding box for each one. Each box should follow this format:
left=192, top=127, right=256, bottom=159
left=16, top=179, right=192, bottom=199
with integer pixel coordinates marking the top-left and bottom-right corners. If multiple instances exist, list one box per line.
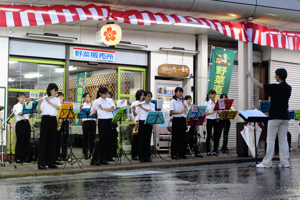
left=207, top=152, right=212, bottom=156
left=180, top=156, right=187, bottom=159
left=145, top=159, right=152, bottom=162
left=90, top=160, right=101, bottom=166
left=132, top=157, right=139, bottom=161
left=38, top=165, right=47, bottom=170
left=101, top=160, right=109, bottom=165
left=24, top=159, right=31, bottom=163
left=213, top=152, right=218, bottom=156
left=54, top=161, right=62, bottom=165
left=16, top=159, right=22, bottom=163
left=48, top=164, right=58, bottom=169
left=84, top=154, right=89, bottom=160
left=171, top=156, right=180, bottom=160
left=195, top=153, right=203, bottom=158
left=140, top=159, right=145, bottom=163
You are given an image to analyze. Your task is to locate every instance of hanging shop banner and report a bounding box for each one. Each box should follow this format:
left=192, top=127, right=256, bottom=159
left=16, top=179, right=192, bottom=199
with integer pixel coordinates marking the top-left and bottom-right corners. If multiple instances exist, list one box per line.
left=74, top=73, right=86, bottom=125
left=73, top=47, right=115, bottom=62
left=158, top=64, right=190, bottom=77
left=207, top=48, right=235, bottom=100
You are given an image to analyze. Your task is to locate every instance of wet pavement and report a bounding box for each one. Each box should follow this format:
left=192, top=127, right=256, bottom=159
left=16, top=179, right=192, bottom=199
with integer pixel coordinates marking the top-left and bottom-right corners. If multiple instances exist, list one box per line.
left=1, top=158, right=300, bottom=200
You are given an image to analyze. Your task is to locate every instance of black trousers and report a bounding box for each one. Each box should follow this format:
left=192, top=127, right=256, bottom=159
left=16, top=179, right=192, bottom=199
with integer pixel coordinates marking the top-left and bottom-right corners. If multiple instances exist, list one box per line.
left=15, top=120, right=31, bottom=161
left=131, top=134, right=139, bottom=158
left=38, top=116, right=57, bottom=165
left=206, top=119, right=220, bottom=153
left=92, top=119, right=113, bottom=162
left=109, top=121, right=118, bottom=158
left=171, top=117, right=186, bottom=157
left=82, top=120, right=96, bottom=155
left=220, top=119, right=231, bottom=149
left=138, top=120, right=152, bottom=160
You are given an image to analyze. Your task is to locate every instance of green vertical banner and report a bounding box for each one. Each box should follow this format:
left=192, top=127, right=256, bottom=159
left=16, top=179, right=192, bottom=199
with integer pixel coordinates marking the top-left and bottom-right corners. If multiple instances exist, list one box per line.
left=207, top=48, right=235, bottom=100
left=74, top=73, right=86, bottom=125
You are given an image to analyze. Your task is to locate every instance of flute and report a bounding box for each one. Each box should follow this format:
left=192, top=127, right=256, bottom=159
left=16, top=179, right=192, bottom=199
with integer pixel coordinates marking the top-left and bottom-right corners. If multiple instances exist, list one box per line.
left=90, top=94, right=110, bottom=116
left=35, top=94, right=58, bottom=102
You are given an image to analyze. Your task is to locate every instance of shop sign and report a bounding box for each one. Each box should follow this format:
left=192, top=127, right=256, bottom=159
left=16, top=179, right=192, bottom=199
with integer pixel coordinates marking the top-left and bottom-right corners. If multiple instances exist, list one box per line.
left=207, top=48, right=235, bottom=99
left=74, top=47, right=115, bottom=61
left=30, top=92, right=39, bottom=99
left=158, top=64, right=190, bottom=77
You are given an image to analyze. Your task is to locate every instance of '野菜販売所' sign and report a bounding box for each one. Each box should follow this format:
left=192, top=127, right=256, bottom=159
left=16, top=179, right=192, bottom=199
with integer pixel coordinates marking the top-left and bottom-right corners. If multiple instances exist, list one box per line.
left=74, top=47, right=115, bottom=61
left=158, top=64, right=190, bottom=77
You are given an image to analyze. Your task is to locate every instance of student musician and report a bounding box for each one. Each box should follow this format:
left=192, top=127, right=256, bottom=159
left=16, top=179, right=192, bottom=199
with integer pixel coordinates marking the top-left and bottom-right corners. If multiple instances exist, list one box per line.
left=81, top=92, right=96, bottom=160
left=219, top=93, right=235, bottom=153
left=90, top=86, right=116, bottom=165
left=108, top=92, right=118, bottom=161
left=185, top=95, right=202, bottom=157
left=129, top=89, right=145, bottom=161
left=247, top=68, right=291, bottom=168
left=204, top=89, right=220, bottom=156
left=37, top=83, right=61, bottom=170
left=13, top=92, right=32, bottom=163
left=56, top=92, right=64, bottom=163
left=170, top=87, right=188, bottom=160
left=135, top=91, right=155, bottom=162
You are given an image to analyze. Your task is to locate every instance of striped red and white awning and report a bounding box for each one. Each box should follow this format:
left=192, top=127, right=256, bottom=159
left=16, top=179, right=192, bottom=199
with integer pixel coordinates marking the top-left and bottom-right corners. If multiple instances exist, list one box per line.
left=0, top=4, right=299, bottom=50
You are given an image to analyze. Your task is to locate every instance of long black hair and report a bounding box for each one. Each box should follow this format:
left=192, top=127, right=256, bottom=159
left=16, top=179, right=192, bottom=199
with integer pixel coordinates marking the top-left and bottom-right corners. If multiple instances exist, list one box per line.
left=16, top=92, right=25, bottom=102
left=46, top=83, right=58, bottom=96
left=206, top=89, right=216, bottom=102
left=173, top=87, right=183, bottom=100
left=275, top=68, right=290, bottom=92
left=135, top=89, right=144, bottom=101
left=220, top=93, right=228, bottom=99
left=96, top=86, right=108, bottom=99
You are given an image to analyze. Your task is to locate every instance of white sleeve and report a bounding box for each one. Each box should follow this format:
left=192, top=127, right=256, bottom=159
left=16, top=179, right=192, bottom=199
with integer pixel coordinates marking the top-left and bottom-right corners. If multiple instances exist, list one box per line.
left=135, top=106, right=140, bottom=116
left=90, top=99, right=99, bottom=113
left=110, top=99, right=116, bottom=108
left=170, top=100, right=175, bottom=111
left=13, top=105, right=20, bottom=116
left=151, top=104, right=155, bottom=111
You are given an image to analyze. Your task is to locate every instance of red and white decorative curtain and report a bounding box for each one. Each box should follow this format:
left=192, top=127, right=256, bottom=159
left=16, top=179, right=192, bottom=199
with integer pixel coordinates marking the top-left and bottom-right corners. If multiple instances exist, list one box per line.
left=0, top=4, right=299, bottom=50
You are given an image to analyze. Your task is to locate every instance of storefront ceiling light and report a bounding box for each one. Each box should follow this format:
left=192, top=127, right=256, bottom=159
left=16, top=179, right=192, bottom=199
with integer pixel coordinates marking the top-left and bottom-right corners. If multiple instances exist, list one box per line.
left=117, top=41, right=148, bottom=48
left=8, top=78, right=15, bottom=82
left=55, top=66, right=77, bottom=73
left=160, top=47, right=199, bottom=54
left=24, top=73, right=43, bottom=79
left=173, top=23, right=210, bottom=28
left=26, top=33, right=78, bottom=41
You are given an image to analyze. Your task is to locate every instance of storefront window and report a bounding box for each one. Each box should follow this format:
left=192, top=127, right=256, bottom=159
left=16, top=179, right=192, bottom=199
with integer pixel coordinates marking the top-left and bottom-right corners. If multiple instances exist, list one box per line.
left=8, top=60, right=64, bottom=90
left=120, top=70, right=144, bottom=95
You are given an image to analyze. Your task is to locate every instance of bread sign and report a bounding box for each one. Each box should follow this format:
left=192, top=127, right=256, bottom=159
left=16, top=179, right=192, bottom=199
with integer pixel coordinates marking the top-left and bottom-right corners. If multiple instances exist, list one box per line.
left=158, top=64, right=190, bottom=77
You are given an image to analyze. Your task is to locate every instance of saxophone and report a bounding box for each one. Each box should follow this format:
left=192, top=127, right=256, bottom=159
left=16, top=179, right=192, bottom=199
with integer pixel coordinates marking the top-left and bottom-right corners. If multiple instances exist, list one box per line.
left=57, top=119, right=63, bottom=131
left=132, top=124, right=139, bottom=135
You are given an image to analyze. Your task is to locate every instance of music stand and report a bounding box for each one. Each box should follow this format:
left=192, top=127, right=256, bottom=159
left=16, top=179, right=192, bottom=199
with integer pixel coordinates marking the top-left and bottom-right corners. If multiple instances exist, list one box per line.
left=239, top=110, right=268, bottom=167
left=1, top=111, right=17, bottom=169
left=259, top=101, right=270, bottom=113
left=186, top=105, right=207, bottom=158
left=77, top=108, right=97, bottom=161
left=112, top=107, right=132, bottom=166
left=145, top=111, right=169, bottom=162
left=58, top=104, right=82, bottom=169
left=213, top=99, right=235, bottom=111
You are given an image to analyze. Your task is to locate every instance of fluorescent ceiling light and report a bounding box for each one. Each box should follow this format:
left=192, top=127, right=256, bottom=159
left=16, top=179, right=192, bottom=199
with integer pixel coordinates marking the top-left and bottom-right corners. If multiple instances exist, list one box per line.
left=26, top=33, right=77, bottom=41
left=8, top=78, right=15, bottom=82
left=117, top=41, right=148, bottom=48
left=24, top=73, right=43, bottom=79
left=173, top=23, right=210, bottom=28
left=55, top=66, right=77, bottom=73
left=9, top=61, right=18, bottom=64
left=160, top=47, right=199, bottom=54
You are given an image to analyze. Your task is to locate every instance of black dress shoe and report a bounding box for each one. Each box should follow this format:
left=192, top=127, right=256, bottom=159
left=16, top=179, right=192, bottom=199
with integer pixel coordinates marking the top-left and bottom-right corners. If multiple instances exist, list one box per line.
left=145, top=159, right=152, bottom=162
left=16, top=159, right=22, bottom=163
left=140, top=159, right=145, bottom=163
left=171, top=156, right=180, bottom=160
left=101, top=160, right=109, bottom=165
left=48, top=164, right=58, bottom=169
left=24, top=159, right=31, bottom=163
left=108, top=158, right=115, bottom=162
left=54, top=161, right=62, bottom=165
left=57, top=157, right=62, bottom=161
left=207, top=152, right=212, bottom=156
left=132, top=157, right=139, bottom=161
left=38, top=165, right=47, bottom=170
left=90, top=160, right=101, bottom=166
left=195, top=153, right=203, bottom=158
left=84, top=154, right=89, bottom=160
left=213, top=152, right=218, bottom=156
left=180, top=156, right=187, bottom=159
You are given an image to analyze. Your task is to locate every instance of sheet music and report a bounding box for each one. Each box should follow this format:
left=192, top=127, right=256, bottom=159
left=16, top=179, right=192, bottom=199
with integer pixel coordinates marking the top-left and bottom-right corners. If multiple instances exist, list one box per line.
left=239, top=109, right=267, bottom=119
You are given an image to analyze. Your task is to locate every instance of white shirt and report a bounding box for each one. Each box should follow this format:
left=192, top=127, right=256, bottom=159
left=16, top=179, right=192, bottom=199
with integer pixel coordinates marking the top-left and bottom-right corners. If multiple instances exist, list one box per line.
left=135, top=102, right=155, bottom=120
left=170, top=98, right=189, bottom=118
left=82, top=102, right=96, bottom=122
left=91, top=97, right=115, bottom=119
left=205, top=99, right=218, bottom=119
left=13, top=103, right=29, bottom=122
left=40, top=97, right=61, bottom=117
left=131, top=100, right=141, bottom=121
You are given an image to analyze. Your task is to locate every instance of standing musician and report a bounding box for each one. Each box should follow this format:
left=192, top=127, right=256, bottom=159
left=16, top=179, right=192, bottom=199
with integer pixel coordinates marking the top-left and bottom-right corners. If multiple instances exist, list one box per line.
left=204, top=89, right=220, bottom=156
left=56, top=92, right=64, bottom=163
left=90, top=86, right=116, bottom=165
left=219, top=93, right=235, bottom=153
left=247, top=68, right=291, bottom=168
left=129, top=89, right=145, bottom=161
left=108, top=92, right=118, bottom=161
left=170, top=87, right=188, bottom=160
left=81, top=92, right=96, bottom=160
left=13, top=92, right=32, bottom=163
left=135, top=91, right=155, bottom=162
left=37, top=83, right=61, bottom=170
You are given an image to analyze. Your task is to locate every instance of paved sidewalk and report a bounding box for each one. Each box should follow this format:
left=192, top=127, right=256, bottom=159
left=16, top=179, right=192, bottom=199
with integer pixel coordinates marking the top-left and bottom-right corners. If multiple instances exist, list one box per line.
left=0, top=148, right=293, bottom=179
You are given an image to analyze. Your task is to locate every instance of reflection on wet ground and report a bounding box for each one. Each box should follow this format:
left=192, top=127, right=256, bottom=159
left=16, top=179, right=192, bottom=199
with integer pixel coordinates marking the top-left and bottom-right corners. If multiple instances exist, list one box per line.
left=1, top=159, right=300, bottom=200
